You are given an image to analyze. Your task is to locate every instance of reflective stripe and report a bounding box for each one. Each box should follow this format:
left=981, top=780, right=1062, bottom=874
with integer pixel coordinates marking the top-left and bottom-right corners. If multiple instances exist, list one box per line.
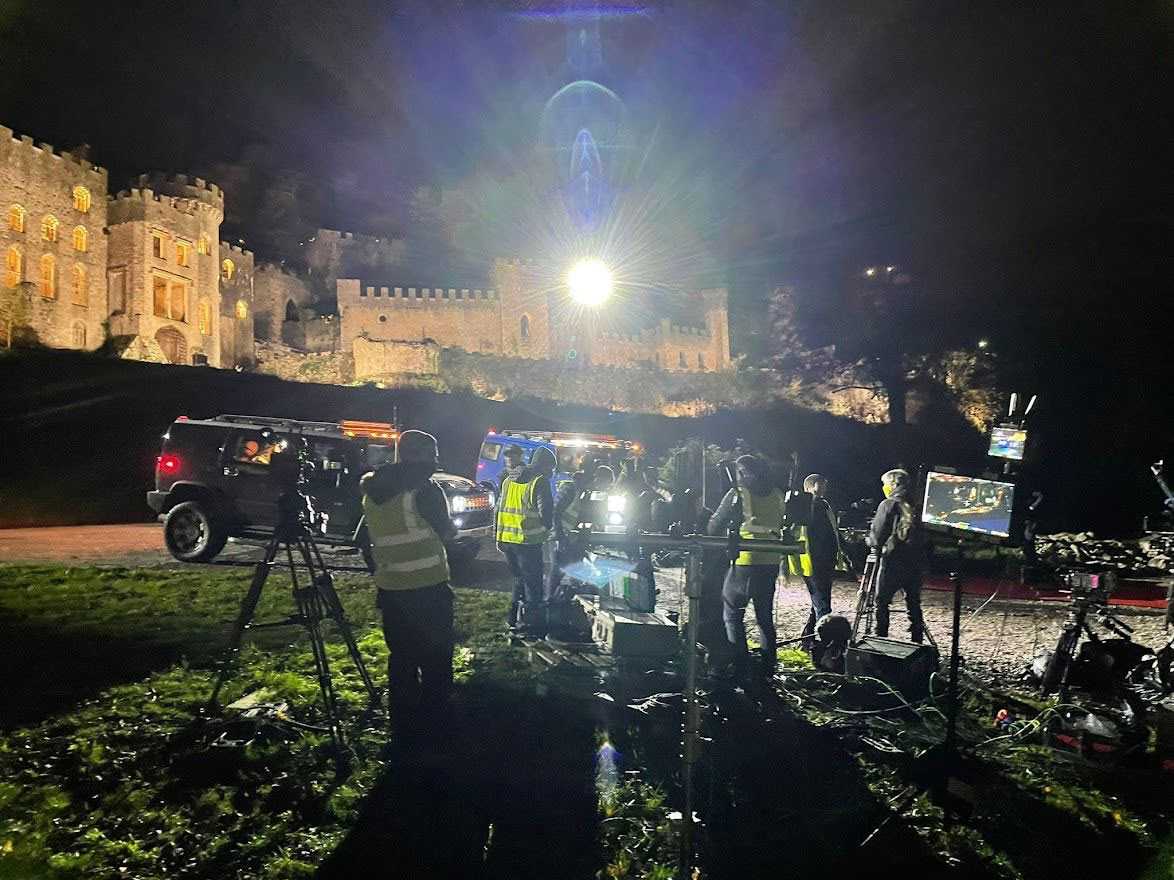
left=496, top=475, right=548, bottom=545
left=373, top=528, right=434, bottom=546
left=736, top=487, right=787, bottom=567
left=379, top=554, right=447, bottom=572
left=364, top=487, right=450, bottom=590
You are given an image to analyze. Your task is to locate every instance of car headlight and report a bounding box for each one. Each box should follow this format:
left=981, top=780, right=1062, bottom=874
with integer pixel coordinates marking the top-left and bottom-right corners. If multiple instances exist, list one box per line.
left=450, top=495, right=468, bottom=513
left=487, top=491, right=495, bottom=506
left=607, top=511, right=625, bottom=526
left=607, top=494, right=627, bottom=513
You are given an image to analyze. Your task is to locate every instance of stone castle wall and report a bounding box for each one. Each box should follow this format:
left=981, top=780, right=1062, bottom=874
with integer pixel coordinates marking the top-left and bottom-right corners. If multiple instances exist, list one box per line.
left=0, top=126, right=109, bottom=351
left=338, top=279, right=504, bottom=354
left=217, top=243, right=254, bottom=368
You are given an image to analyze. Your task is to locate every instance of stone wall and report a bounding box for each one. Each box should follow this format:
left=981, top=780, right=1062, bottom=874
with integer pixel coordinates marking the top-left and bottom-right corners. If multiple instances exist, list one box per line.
left=353, top=337, right=440, bottom=378
left=338, top=279, right=503, bottom=353
left=283, top=314, right=339, bottom=352
left=0, top=126, right=109, bottom=351
left=218, top=243, right=255, bottom=368
left=253, top=339, right=350, bottom=384
left=253, top=264, right=314, bottom=342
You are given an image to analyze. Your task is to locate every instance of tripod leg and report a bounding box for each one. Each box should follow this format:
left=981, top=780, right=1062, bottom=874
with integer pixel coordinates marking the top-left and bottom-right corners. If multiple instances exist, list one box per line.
left=207, top=534, right=278, bottom=709
left=307, top=538, right=381, bottom=708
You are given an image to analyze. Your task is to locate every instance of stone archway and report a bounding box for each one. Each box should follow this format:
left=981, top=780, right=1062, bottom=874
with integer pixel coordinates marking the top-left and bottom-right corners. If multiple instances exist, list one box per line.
left=155, top=326, right=188, bottom=365
left=285, top=299, right=299, bottom=322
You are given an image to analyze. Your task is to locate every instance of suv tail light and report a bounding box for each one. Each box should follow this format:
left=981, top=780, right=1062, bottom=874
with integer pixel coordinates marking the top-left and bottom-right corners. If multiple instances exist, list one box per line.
left=156, top=454, right=182, bottom=475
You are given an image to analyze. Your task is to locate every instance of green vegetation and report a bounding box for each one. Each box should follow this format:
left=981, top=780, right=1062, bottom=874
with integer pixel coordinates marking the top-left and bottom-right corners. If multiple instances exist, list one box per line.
left=0, top=564, right=515, bottom=879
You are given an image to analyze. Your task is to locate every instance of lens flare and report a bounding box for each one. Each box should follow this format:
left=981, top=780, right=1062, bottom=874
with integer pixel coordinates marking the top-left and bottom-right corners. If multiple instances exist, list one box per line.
left=567, top=259, right=613, bottom=305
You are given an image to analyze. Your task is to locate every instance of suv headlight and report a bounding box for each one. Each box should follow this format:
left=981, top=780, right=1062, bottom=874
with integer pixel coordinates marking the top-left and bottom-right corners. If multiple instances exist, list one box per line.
left=607, top=494, right=627, bottom=513
left=450, top=495, right=468, bottom=514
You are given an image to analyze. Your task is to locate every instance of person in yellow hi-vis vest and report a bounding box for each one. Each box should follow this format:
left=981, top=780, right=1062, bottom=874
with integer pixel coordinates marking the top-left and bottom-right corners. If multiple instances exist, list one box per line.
left=707, top=455, right=786, bottom=678
left=361, top=430, right=457, bottom=736
left=497, top=446, right=555, bottom=634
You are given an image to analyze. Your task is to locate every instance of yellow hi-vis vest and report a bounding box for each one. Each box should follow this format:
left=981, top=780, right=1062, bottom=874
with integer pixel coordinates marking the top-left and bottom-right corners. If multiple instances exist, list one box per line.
left=363, top=489, right=450, bottom=591
left=736, top=487, right=786, bottom=567
left=786, top=525, right=815, bottom=577
left=496, top=475, right=549, bottom=545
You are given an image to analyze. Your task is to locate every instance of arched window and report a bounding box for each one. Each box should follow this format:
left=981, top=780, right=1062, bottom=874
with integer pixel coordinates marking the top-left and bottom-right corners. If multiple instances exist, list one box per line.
left=39, top=254, right=56, bottom=299
left=5, top=247, right=22, bottom=288
left=519, top=314, right=530, bottom=341
left=72, top=264, right=87, bottom=305
left=196, top=235, right=209, bottom=255
left=73, top=186, right=91, bottom=213
left=222, top=258, right=235, bottom=280
left=198, top=300, right=212, bottom=336
left=235, top=299, right=248, bottom=320
left=697, top=352, right=705, bottom=369
left=285, top=299, right=299, bottom=322
left=72, top=226, right=88, bottom=252
left=8, top=205, right=25, bottom=233
left=678, top=351, right=687, bottom=368
left=72, top=322, right=86, bottom=348
left=41, top=215, right=58, bottom=242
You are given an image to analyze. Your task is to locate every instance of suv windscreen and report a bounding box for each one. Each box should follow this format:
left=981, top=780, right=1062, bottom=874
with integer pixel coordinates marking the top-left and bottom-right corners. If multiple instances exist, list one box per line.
left=365, top=443, right=395, bottom=469
left=230, top=431, right=287, bottom=468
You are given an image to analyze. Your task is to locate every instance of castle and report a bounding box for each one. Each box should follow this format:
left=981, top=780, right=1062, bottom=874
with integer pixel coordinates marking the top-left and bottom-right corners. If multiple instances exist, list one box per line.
left=0, top=122, right=731, bottom=376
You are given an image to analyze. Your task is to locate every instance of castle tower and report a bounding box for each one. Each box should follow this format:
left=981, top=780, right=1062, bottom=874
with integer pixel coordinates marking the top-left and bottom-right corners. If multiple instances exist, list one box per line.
left=107, top=174, right=225, bottom=366
left=700, top=287, right=731, bottom=369
left=0, top=126, right=109, bottom=351
left=492, top=258, right=551, bottom=359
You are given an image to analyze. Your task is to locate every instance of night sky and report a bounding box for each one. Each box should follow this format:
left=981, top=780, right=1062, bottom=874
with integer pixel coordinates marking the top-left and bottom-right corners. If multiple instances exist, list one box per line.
left=2, top=0, right=1171, bottom=524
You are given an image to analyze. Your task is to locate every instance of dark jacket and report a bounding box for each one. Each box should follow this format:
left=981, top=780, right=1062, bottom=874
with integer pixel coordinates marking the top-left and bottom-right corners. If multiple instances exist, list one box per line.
left=869, top=488, right=918, bottom=569
left=504, top=464, right=554, bottom=532
left=806, top=496, right=839, bottom=571
left=360, top=462, right=456, bottom=541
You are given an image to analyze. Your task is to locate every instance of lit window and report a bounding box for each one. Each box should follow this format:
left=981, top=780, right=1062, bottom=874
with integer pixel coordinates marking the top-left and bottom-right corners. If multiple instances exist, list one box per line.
left=39, top=254, right=56, bottom=299
left=196, top=235, right=209, bottom=255
left=41, top=215, right=58, bottom=242
left=520, top=314, right=530, bottom=340
left=152, top=233, right=165, bottom=259
left=222, top=258, right=235, bottom=280
left=176, top=242, right=190, bottom=267
left=198, top=299, right=212, bottom=336
left=153, top=277, right=168, bottom=317
left=170, top=282, right=186, bottom=322
left=678, top=351, right=686, bottom=368
left=72, top=322, right=86, bottom=348
left=5, top=247, right=22, bottom=287
left=151, top=277, right=187, bottom=321
left=73, top=186, right=91, bottom=213
left=72, top=226, right=88, bottom=252
left=235, top=299, right=248, bottom=320
left=8, top=205, right=25, bottom=233
left=72, top=264, right=87, bottom=306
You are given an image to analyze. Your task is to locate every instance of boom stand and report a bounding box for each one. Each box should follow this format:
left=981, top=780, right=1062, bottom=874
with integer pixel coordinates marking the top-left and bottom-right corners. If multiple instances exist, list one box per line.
left=585, top=529, right=802, bottom=880
left=206, top=498, right=381, bottom=773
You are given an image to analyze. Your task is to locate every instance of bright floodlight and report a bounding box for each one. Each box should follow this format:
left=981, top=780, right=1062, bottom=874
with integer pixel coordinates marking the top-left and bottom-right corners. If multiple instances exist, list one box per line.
left=567, top=259, right=613, bottom=306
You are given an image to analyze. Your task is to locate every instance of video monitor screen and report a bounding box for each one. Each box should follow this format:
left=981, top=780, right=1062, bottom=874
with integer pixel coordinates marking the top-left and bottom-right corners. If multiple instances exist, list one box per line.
left=922, top=471, right=1016, bottom=539
left=988, top=425, right=1027, bottom=461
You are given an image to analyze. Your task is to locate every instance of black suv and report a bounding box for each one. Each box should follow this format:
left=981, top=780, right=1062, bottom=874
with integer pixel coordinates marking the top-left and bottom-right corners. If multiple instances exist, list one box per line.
left=148, top=414, right=495, bottom=564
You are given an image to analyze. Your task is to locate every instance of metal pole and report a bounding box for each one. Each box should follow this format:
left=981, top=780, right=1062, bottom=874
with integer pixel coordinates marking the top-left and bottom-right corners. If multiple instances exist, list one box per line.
left=945, top=568, right=963, bottom=756
left=680, top=549, right=703, bottom=879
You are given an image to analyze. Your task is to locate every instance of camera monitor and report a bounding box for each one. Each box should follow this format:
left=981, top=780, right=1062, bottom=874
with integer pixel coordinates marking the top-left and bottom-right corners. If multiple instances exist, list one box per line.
left=922, top=471, right=1016, bottom=539
left=988, top=425, right=1027, bottom=461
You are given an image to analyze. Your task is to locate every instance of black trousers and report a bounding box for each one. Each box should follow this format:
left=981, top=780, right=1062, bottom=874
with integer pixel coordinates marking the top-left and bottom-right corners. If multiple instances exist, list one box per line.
left=503, top=544, right=545, bottom=627
left=801, top=565, right=835, bottom=643
left=378, top=583, right=454, bottom=727
left=546, top=537, right=586, bottom=601
left=875, top=565, right=925, bottom=642
left=722, top=563, right=779, bottom=669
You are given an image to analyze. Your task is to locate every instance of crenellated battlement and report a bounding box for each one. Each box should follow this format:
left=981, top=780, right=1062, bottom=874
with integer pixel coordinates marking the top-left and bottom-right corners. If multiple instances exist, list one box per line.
left=0, top=126, right=109, bottom=180
left=131, top=173, right=223, bottom=210
left=255, top=262, right=306, bottom=281
left=220, top=241, right=254, bottom=259
left=354, top=284, right=499, bottom=303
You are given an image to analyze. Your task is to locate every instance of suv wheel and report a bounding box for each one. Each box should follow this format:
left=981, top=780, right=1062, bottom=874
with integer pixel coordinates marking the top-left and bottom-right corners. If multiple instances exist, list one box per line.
left=164, top=500, right=228, bottom=563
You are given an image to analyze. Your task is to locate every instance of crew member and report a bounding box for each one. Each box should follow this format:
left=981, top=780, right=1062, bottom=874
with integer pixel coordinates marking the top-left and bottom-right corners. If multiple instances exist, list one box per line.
left=793, top=473, right=842, bottom=649
left=547, top=470, right=590, bottom=602
left=498, top=446, right=555, bottom=633
left=869, top=468, right=926, bottom=643
left=499, top=445, right=526, bottom=492
left=708, top=455, right=786, bottom=677
left=360, top=429, right=457, bottom=736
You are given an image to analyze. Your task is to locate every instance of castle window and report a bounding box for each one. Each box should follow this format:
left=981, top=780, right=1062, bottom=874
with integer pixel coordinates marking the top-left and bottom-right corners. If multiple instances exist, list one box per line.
left=8, top=205, right=25, bottom=233
left=196, top=235, right=209, bottom=256
left=72, top=226, right=88, bottom=253
left=697, top=352, right=705, bottom=369
left=176, top=241, right=190, bottom=267
left=72, top=322, right=86, bottom=348
left=285, top=299, right=298, bottom=322
left=520, top=314, right=530, bottom=341
left=41, top=215, right=58, bottom=242
left=153, top=276, right=186, bottom=321
left=152, top=233, right=165, bottom=259
left=678, top=351, right=687, bottom=368
left=72, top=264, right=87, bottom=306
left=235, top=299, right=248, bottom=320
left=5, top=247, right=22, bottom=288
left=222, top=258, right=235, bottom=280
left=39, top=254, right=56, bottom=299
left=170, top=282, right=186, bottom=322
left=73, top=186, right=91, bottom=213
left=654, top=352, right=661, bottom=367
left=198, top=299, right=212, bottom=336
left=108, top=269, right=126, bottom=312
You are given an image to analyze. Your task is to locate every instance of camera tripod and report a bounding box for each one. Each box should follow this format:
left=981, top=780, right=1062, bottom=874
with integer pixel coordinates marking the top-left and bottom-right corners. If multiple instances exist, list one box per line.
left=206, top=495, right=381, bottom=771
left=852, top=549, right=937, bottom=647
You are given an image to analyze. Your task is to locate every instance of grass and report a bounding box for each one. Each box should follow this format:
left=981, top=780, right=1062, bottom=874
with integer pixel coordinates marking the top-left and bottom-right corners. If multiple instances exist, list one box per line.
left=0, top=563, right=517, bottom=879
